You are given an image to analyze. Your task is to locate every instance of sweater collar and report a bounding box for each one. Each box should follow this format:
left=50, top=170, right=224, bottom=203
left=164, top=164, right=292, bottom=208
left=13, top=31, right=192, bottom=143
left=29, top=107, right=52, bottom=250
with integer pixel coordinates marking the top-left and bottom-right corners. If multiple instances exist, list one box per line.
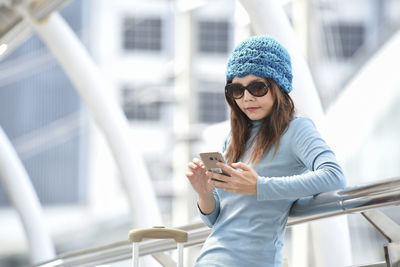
left=250, top=119, right=263, bottom=128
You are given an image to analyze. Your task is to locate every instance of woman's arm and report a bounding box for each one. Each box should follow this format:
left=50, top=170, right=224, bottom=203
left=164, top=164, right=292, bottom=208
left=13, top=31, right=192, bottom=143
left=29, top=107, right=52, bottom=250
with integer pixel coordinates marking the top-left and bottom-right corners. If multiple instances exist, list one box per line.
left=198, top=191, right=216, bottom=215
left=210, top=118, right=346, bottom=200
left=256, top=118, right=346, bottom=200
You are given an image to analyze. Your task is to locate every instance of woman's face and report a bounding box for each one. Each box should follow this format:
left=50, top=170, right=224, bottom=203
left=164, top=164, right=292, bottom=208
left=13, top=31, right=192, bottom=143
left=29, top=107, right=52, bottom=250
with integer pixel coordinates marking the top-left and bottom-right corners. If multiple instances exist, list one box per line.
left=232, top=74, right=275, bottom=121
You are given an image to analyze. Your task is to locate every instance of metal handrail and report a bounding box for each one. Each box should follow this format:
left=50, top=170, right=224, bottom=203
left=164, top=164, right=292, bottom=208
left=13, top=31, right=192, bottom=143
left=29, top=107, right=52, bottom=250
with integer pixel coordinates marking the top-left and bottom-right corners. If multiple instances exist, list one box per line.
left=288, top=176, right=400, bottom=225
left=35, top=177, right=400, bottom=267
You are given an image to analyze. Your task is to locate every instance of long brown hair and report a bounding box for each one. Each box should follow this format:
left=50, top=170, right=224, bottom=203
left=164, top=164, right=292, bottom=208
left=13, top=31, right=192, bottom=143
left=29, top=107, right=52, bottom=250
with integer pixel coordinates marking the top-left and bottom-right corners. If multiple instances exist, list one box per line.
left=224, top=78, right=295, bottom=165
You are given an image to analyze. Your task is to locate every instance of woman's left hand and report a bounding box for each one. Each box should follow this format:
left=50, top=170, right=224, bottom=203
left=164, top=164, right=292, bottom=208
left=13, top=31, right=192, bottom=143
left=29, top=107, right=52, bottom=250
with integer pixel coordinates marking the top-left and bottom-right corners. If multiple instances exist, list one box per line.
left=207, top=162, right=258, bottom=195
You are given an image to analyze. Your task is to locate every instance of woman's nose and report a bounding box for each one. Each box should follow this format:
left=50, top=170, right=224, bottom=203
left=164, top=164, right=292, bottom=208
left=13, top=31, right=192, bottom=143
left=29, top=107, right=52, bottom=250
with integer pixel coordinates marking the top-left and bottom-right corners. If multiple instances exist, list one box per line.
left=242, top=89, right=255, bottom=101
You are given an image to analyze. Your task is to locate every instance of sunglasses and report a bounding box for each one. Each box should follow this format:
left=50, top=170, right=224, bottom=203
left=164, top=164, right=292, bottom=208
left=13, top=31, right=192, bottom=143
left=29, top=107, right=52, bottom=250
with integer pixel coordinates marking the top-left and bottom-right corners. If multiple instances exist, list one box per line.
left=225, top=81, right=270, bottom=99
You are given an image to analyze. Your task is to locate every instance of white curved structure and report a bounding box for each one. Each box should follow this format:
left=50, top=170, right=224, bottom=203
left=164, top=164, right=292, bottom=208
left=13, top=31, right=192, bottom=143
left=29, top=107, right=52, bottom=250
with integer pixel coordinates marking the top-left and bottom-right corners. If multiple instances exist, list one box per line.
left=15, top=7, right=162, bottom=228
left=237, top=0, right=352, bottom=266
left=325, top=30, right=400, bottom=166
left=0, top=127, right=55, bottom=264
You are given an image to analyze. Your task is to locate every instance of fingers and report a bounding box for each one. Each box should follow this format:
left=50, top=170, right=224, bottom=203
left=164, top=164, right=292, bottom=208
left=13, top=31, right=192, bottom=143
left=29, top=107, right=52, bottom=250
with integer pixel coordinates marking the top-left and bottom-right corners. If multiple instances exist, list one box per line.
left=193, top=157, right=204, bottom=166
left=189, top=158, right=204, bottom=169
left=188, top=162, right=200, bottom=169
left=188, top=162, right=197, bottom=171
left=208, top=172, right=230, bottom=183
left=216, top=162, right=236, bottom=176
left=210, top=179, right=228, bottom=190
left=193, top=157, right=201, bottom=163
left=188, top=159, right=202, bottom=168
left=231, top=162, right=251, bottom=171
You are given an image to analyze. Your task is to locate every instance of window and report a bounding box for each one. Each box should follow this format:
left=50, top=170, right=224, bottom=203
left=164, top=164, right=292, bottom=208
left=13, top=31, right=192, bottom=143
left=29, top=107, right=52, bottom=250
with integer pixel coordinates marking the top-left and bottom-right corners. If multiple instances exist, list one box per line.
left=198, top=20, right=231, bottom=54
left=123, top=17, right=163, bottom=51
left=197, top=82, right=227, bottom=123
left=122, top=87, right=162, bottom=121
left=324, top=23, right=365, bottom=59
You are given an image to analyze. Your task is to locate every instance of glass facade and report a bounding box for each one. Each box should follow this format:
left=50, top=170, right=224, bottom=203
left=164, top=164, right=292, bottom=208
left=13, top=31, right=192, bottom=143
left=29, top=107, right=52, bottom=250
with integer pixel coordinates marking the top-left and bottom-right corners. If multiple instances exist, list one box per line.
left=0, top=0, right=87, bottom=206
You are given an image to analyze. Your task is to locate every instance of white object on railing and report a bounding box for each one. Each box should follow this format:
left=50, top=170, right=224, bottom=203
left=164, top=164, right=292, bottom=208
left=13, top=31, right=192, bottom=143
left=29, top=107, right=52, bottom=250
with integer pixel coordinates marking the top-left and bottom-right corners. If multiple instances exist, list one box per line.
left=0, top=127, right=55, bottom=264
left=129, top=226, right=188, bottom=267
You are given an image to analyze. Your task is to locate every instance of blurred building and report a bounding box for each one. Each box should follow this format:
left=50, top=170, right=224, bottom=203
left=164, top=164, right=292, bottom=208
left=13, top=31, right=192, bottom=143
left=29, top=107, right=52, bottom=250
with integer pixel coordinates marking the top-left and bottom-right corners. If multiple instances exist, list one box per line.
left=0, top=0, right=400, bottom=266
left=0, top=0, right=233, bottom=265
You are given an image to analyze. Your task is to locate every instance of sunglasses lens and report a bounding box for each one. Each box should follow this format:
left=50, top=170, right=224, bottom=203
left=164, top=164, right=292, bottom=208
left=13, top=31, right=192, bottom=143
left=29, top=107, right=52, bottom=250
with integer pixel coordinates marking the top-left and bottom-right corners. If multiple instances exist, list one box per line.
left=231, top=84, right=245, bottom=99
left=248, top=82, right=269, bottom=97
left=225, top=84, right=243, bottom=99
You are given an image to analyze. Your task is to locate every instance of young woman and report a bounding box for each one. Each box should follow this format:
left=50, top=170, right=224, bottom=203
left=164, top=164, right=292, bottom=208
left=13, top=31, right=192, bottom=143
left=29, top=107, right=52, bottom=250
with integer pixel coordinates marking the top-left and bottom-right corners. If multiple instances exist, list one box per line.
left=185, top=35, right=346, bottom=267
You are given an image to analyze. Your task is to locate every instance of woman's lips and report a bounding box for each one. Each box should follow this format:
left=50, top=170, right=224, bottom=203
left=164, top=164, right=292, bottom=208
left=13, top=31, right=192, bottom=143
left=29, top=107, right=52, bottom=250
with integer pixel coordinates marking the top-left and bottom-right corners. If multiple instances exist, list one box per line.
left=246, top=107, right=259, bottom=112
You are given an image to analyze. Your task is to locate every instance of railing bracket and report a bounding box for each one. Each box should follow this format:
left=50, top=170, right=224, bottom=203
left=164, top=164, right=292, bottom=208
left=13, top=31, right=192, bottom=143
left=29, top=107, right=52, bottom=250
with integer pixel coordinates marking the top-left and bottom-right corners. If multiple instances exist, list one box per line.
left=362, top=210, right=400, bottom=266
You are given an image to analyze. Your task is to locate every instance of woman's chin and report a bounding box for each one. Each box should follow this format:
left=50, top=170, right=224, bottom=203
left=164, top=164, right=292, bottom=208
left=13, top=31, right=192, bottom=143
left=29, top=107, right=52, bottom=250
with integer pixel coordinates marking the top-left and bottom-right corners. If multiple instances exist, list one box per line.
left=246, top=113, right=264, bottom=121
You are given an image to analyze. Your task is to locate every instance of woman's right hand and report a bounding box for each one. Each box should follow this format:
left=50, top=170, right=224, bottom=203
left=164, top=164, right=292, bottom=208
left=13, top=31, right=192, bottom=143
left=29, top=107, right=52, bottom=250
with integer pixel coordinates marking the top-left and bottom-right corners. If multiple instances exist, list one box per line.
left=186, top=158, right=216, bottom=214
left=185, top=158, right=214, bottom=197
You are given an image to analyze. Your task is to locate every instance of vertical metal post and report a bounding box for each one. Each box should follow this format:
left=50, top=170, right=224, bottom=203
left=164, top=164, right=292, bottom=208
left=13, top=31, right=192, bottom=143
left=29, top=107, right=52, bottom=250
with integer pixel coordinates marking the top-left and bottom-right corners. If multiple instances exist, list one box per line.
left=172, top=3, right=196, bottom=262
left=132, top=242, right=139, bottom=267
left=177, top=242, right=184, bottom=267
left=172, top=0, right=195, bottom=229
left=292, top=0, right=311, bottom=60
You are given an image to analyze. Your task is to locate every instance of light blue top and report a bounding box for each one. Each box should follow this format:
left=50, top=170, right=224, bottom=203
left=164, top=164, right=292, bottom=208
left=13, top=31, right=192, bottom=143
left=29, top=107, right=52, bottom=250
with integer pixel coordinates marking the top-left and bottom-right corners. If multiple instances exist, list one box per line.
left=195, top=117, right=346, bottom=267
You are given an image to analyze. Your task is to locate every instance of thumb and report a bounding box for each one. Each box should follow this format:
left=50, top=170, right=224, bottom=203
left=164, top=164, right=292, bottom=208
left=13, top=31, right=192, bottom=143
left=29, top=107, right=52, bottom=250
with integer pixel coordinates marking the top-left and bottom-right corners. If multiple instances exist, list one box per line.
left=232, top=162, right=251, bottom=171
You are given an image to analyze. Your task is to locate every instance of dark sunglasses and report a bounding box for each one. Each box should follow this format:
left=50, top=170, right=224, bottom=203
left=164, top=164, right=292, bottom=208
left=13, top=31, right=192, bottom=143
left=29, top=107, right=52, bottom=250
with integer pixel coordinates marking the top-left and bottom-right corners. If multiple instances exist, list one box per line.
left=225, top=81, right=270, bottom=99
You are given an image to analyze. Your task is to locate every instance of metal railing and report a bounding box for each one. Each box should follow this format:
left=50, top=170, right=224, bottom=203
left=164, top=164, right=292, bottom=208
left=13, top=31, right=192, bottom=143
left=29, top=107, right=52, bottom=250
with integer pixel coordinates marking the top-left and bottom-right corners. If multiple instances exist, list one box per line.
left=35, top=177, right=400, bottom=267
left=288, top=177, right=400, bottom=225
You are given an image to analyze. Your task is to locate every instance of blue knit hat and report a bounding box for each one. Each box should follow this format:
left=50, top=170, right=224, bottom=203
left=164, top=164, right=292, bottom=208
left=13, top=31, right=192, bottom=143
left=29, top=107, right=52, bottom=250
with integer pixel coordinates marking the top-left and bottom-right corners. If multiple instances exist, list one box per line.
left=226, top=35, right=293, bottom=94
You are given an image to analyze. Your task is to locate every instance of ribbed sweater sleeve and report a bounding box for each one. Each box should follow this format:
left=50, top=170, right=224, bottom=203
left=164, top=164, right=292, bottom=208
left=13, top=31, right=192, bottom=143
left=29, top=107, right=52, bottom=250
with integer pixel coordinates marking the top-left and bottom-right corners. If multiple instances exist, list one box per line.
left=257, top=118, right=346, bottom=200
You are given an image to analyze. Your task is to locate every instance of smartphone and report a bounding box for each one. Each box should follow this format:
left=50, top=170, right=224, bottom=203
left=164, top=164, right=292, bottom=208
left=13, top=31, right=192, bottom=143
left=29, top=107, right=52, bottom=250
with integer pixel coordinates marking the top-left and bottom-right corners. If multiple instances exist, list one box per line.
left=199, top=152, right=230, bottom=176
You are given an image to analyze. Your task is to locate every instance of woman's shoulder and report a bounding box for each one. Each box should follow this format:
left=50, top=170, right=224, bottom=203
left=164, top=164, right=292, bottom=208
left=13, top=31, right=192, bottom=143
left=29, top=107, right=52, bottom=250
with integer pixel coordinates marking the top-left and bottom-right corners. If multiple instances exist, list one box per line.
left=288, top=116, right=316, bottom=130
left=285, top=116, right=319, bottom=140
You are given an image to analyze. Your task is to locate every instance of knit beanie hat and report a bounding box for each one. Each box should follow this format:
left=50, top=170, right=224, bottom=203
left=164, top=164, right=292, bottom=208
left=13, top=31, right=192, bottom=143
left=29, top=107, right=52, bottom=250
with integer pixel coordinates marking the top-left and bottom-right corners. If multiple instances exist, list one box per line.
left=226, top=35, right=293, bottom=94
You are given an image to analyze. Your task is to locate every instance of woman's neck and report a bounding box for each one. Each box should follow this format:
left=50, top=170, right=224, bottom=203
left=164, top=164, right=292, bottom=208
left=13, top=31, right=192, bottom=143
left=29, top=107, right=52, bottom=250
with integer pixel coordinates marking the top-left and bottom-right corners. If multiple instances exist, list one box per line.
left=250, top=119, right=263, bottom=128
